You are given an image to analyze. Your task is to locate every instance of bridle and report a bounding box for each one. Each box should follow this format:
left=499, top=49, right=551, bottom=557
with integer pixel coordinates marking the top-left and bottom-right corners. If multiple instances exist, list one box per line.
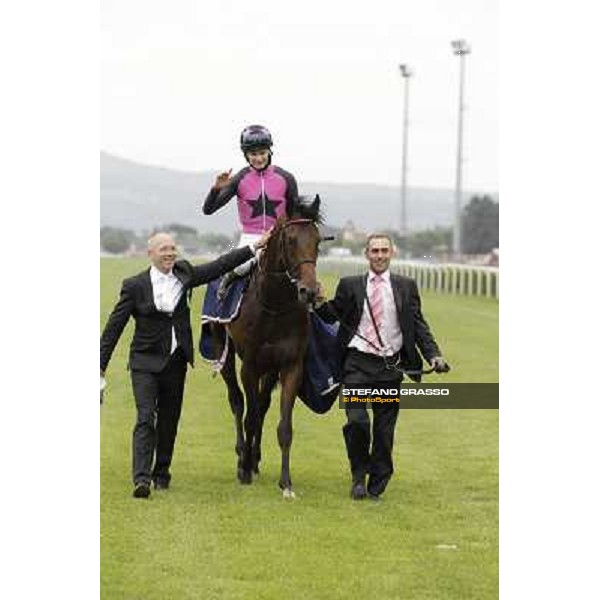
left=278, top=218, right=319, bottom=284
left=256, top=218, right=321, bottom=313
left=260, top=218, right=320, bottom=285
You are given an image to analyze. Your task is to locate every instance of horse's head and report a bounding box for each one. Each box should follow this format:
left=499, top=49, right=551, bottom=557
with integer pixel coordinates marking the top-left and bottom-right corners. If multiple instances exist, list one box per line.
left=262, top=194, right=327, bottom=306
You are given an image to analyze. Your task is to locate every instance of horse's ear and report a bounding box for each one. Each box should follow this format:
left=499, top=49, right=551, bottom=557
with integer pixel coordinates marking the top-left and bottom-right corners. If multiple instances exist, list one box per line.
left=312, top=194, right=321, bottom=211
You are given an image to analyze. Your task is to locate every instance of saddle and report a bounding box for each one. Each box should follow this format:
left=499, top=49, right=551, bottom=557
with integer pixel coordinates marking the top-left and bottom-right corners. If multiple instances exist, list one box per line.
left=199, top=273, right=342, bottom=414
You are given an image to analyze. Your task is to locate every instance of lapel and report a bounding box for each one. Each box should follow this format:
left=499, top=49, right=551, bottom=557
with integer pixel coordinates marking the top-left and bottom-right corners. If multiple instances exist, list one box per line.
left=172, top=261, right=194, bottom=311
left=141, top=268, right=155, bottom=307
left=141, top=268, right=167, bottom=314
left=173, top=260, right=193, bottom=289
left=390, top=273, right=404, bottom=315
left=355, top=273, right=368, bottom=314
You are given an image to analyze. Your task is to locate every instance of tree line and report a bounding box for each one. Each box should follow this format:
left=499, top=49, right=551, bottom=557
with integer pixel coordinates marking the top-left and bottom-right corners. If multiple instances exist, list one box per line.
left=322, top=194, right=498, bottom=257
left=101, top=195, right=498, bottom=257
left=100, top=224, right=233, bottom=255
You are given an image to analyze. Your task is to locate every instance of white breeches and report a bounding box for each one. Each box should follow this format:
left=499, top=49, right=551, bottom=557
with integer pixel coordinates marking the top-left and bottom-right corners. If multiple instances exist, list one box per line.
left=233, top=232, right=262, bottom=275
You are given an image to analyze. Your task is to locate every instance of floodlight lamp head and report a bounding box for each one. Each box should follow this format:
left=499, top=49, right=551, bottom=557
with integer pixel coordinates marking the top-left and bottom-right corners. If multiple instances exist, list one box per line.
left=451, top=39, right=471, bottom=55
left=399, top=64, right=413, bottom=77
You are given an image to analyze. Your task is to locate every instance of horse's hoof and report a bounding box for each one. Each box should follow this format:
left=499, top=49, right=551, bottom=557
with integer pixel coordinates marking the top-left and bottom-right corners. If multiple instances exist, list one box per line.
left=282, top=488, right=296, bottom=499
left=237, top=468, right=252, bottom=485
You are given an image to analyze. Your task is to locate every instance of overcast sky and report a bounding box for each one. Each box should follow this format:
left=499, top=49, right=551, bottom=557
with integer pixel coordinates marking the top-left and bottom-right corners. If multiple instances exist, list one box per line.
left=101, top=0, right=497, bottom=191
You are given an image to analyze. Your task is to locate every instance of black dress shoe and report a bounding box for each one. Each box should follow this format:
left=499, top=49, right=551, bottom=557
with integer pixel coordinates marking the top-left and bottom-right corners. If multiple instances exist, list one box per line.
left=368, top=492, right=382, bottom=502
left=133, top=483, right=151, bottom=498
left=154, top=479, right=170, bottom=490
left=350, top=482, right=368, bottom=500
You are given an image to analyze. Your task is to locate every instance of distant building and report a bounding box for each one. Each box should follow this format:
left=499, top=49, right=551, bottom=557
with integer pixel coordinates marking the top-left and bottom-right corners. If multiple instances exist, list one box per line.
left=341, top=220, right=366, bottom=243
left=462, top=248, right=499, bottom=267
left=328, top=247, right=353, bottom=257
left=125, top=242, right=144, bottom=257
left=486, top=248, right=499, bottom=267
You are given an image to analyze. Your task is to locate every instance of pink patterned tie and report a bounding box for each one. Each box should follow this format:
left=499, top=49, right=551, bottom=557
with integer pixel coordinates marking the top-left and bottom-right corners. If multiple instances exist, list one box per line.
left=366, top=274, right=384, bottom=353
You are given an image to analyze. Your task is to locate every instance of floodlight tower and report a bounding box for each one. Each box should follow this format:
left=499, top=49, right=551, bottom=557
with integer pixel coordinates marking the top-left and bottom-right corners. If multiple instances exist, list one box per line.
left=451, top=39, right=471, bottom=260
left=398, top=63, right=413, bottom=243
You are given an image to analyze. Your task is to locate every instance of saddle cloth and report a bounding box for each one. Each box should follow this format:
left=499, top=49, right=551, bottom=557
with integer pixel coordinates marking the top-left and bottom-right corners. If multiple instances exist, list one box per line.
left=199, top=278, right=341, bottom=414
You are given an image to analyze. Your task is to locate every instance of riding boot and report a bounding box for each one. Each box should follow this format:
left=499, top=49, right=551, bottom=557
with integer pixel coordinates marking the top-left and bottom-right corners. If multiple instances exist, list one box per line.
left=342, top=422, right=371, bottom=484
left=217, top=271, right=237, bottom=301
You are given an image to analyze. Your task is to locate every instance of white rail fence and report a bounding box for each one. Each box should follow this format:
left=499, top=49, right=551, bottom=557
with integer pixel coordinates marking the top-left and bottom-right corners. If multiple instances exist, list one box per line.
left=318, top=257, right=499, bottom=299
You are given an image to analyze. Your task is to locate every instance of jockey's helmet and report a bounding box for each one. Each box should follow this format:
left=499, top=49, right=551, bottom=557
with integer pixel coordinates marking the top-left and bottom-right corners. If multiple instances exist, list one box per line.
left=240, top=125, right=273, bottom=153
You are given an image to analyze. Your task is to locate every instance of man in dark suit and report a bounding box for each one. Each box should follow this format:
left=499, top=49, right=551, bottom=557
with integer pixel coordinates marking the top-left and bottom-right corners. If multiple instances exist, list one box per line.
left=100, top=231, right=270, bottom=498
left=316, top=233, right=449, bottom=500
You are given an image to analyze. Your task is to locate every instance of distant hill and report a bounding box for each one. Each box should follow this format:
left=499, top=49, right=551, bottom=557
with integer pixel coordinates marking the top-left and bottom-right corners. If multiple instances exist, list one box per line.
left=100, top=152, right=496, bottom=235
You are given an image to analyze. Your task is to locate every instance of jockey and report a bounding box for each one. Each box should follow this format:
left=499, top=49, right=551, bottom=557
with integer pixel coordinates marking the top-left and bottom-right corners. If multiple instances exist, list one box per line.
left=202, top=124, right=299, bottom=298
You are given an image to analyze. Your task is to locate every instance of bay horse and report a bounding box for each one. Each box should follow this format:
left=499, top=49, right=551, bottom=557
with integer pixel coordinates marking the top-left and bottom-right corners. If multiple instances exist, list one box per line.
left=211, top=195, right=324, bottom=498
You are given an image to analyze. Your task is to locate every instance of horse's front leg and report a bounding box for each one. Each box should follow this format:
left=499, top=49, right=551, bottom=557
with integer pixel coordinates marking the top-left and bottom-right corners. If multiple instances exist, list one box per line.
left=252, top=371, right=277, bottom=475
left=240, top=363, right=260, bottom=484
left=278, top=363, right=303, bottom=498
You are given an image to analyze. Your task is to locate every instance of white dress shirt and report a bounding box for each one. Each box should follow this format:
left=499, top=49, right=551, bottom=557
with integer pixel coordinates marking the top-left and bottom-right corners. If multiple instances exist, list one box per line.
left=150, top=265, right=184, bottom=354
left=349, top=269, right=403, bottom=356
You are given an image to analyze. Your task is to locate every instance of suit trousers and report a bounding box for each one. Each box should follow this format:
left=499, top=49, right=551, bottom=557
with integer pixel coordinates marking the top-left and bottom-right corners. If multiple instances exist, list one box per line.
left=130, top=349, right=187, bottom=485
left=342, top=354, right=402, bottom=496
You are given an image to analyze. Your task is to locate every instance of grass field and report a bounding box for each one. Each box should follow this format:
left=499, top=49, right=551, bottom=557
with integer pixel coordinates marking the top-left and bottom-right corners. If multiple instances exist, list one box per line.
left=100, top=257, right=498, bottom=600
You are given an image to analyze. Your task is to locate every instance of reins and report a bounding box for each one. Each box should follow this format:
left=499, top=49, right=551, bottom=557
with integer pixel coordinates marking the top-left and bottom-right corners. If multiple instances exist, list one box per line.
left=255, top=218, right=319, bottom=314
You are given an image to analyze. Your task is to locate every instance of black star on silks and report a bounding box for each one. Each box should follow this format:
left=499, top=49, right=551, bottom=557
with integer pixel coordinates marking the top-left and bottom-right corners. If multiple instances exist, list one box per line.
left=246, top=193, right=282, bottom=219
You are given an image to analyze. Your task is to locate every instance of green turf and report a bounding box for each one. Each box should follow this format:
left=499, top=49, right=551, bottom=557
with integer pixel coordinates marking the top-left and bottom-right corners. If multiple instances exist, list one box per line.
left=101, top=258, right=498, bottom=600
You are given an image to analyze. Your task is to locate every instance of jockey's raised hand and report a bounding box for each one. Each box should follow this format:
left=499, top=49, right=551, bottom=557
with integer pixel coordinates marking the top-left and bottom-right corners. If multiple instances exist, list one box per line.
left=213, top=169, right=233, bottom=190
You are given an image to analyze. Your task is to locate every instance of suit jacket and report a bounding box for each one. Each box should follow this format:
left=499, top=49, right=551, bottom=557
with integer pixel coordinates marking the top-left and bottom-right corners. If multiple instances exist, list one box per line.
left=100, top=246, right=254, bottom=373
left=316, top=272, right=441, bottom=382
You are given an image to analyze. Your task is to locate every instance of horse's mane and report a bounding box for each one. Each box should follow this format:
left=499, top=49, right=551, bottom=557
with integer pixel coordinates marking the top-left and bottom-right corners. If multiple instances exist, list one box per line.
left=289, top=195, right=324, bottom=225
